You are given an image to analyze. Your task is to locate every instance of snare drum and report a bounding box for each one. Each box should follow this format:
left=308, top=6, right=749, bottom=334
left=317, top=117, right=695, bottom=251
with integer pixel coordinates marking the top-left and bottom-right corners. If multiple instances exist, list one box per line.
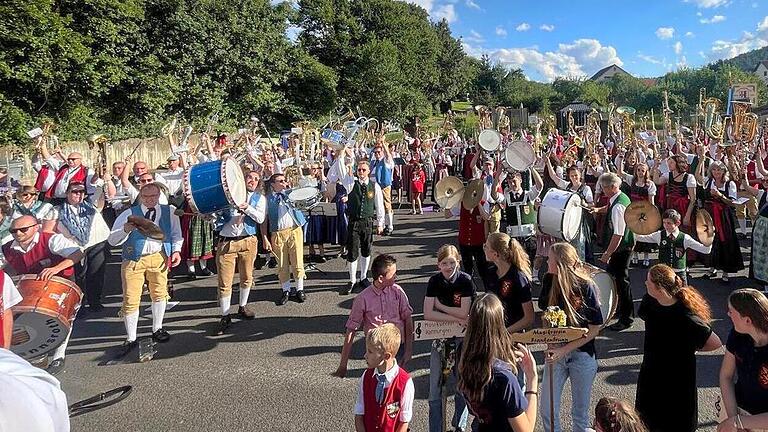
left=183, top=156, right=247, bottom=214
left=505, top=201, right=537, bottom=238
left=11, top=275, right=82, bottom=360
left=583, top=264, right=617, bottom=325
left=538, top=189, right=583, bottom=241
left=287, top=186, right=320, bottom=211
left=321, top=129, right=345, bottom=148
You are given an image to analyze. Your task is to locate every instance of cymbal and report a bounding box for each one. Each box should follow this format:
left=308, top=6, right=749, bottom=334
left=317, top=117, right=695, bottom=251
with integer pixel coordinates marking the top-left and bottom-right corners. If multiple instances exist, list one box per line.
left=696, top=209, right=715, bottom=246
left=435, top=176, right=465, bottom=209
left=623, top=200, right=661, bottom=235
left=462, top=178, right=484, bottom=211
left=127, top=215, right=165, bottom=241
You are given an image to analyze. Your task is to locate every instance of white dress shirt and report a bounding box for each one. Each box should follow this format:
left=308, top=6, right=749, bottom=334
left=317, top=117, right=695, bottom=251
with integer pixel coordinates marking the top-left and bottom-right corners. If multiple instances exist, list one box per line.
left=219, top=192, right=266, bottom=238
left=108, top=205, right=183, bottom=256
left=353, top=362, right=414, bottom=422
left=155, top=167, right=185, bottom=196
left=635, top=229, right=712, bottom=255
left=609, top=192, right=627, bottom=237
left=341, top=175, right=386, bottom=228
left=0, top=232, right=81, bottom=271
left=2, top=272, right=22, bottom=311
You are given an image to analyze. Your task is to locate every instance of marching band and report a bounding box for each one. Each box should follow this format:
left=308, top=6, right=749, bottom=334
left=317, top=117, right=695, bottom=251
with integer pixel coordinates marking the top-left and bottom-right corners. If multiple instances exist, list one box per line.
left=2, top=95, right=768, bottom=432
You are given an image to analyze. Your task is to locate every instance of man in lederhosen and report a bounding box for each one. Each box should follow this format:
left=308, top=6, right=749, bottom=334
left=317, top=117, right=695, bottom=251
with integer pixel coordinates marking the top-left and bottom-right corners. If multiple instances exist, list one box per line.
left=597, top=173, right=635, bottom=331
left=108, top=182, right=183, bottom=357
left=214, top=170, right=265, bottom=334
left=340, top=160, right=385, bottom=295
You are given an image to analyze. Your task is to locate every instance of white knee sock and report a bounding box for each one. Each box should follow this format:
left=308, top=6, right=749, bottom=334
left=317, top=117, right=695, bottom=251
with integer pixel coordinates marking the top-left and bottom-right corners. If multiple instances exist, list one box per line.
left=151, top=301, right=167, bottom=332
left=739, top=218, right=747, bottom=234
left=219, top=295, right=232, bottom=316
left=52, top=327, right=73, bottom=360
left=360, top=255, right=371, bottom=281
left=281, top=281, right=291, bottom=292
left=239, top=288, right=251, bottom=307
left=349, top=260, right=358, bottom=284
left=200, top=259, right=207, bottom=270
left=386, top=213, right=394, bottom=230
left=296, top=278, right=304, bottom=292
left=124, top=311, right=139, bottom=342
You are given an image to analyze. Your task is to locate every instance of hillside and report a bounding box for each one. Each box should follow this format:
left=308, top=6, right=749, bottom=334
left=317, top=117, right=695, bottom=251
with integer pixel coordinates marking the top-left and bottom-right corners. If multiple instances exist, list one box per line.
left=711, top=45, right=768, bottom=72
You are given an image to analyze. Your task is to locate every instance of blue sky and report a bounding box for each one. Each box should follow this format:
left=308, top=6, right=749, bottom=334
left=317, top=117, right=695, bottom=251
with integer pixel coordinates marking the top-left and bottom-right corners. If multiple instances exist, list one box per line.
left=405, top=0, right=768, bottom=81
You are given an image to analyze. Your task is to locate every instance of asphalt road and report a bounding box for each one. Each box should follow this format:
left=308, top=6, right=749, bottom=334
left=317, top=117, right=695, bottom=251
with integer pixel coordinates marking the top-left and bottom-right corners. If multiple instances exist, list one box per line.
left=56, top=207, right=753, bottom=432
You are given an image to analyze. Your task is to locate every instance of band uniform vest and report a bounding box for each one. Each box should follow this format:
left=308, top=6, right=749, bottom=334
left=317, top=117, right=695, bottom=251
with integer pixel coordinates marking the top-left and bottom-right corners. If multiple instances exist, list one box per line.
left=347, top=181, right=376, bottom=221
left=603, top=192, right=635, bottom=252
left=122, top=205, right=173, bottom=261
left=1, top=232, right=75, bottom=278
left=658, top=231, right=686, bottom=270
left=362, top=367, right=411, bottom=432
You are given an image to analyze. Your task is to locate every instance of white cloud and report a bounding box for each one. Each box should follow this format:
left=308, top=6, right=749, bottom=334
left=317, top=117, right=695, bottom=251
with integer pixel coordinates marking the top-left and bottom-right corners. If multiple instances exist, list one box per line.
left=678, top=55, right=688, bottom=68
left=758, top=16, right=768, bottom=32
left=465, top=30, right=484, bottom=44
left=485, top=38, right=623, bottom=82
left=465, top=0, right=481, bottom=10
left=685, top=31, right=695, bottom=37
left=401, top=0, right=458, bottom=23
left=700, top=15, right=726, bottom=24
left=684, top=0, right=727, bottom=8
left=432, top=4, right=457, bottom=23
left=495, top=26, right=507, bottom=37
left=540, top=24, right=555, bottom=32
left=656, top=27, right=675, bottom=39
left=516, top=23, right=531, bottom=32
left=638, top=53, right=663, bottom=65
left=705, top=15, right=768, bottom=60
left=674, top=41, right=683, bottom=54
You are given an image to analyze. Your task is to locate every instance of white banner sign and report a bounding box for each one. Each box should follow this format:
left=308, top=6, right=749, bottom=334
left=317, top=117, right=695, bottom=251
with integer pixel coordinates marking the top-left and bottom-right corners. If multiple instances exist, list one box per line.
left=413, top=320, right=466, bottom=341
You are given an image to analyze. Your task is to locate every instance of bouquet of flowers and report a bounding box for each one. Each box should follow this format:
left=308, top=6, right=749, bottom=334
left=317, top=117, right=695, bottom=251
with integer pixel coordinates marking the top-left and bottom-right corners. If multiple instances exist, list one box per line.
left=542, top=306, right=567, bottom=328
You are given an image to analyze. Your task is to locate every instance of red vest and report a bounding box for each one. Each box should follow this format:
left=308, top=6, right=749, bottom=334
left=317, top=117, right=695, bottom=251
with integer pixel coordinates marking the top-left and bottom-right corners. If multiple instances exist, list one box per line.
left=34, top=165, right=53, bottom=193
left=45, top=165, right=88, bottom=198
left=459, top=205, right=486, bottom=246
left=362, top=367, right=411, bottom=432
left=1, top=232, right=75, bottom=278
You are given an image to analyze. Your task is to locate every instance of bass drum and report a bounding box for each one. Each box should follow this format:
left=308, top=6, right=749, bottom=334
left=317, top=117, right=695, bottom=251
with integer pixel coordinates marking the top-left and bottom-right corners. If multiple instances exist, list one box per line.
left=11, top=275, right=82, bottom=360
left=583, top=264, right=617, bottom=326
left=183, top=156, right=247, bottom=214
left=503, top=140, right=536, bottom=172
left=537, top=189, right=583, bottom=241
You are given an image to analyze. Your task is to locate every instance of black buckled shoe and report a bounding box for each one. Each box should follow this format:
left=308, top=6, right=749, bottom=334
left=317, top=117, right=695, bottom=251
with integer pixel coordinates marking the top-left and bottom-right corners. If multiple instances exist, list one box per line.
left=199, top=268, right=214, bottom=277
left=278, top=291, right=290, bottom=306
left=216, top=315, right=232, bottom=335
left=118, top=340, right=138, bottom=358
left=341, top=282, right=354, bottom=295
left=152, top=328, right=171, bottom=343
left=46, top=358, right=65, bottom=376
left=296, top=290, right=306, bottom=303
left=607, top=320, right=633, bottom=332
left=267, top=257, right=278, bottom=268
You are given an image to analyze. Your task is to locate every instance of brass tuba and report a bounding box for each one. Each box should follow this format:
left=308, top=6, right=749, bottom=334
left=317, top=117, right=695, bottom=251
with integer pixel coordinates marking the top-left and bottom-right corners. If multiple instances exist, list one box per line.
left=703, top=98, right=725, bottom=141
left=730, top=101, right=759, bottom=144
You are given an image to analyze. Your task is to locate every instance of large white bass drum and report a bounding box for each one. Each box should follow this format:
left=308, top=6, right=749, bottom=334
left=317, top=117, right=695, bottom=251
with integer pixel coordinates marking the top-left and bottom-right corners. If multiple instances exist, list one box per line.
left=537, top=189, right=583, bottom=241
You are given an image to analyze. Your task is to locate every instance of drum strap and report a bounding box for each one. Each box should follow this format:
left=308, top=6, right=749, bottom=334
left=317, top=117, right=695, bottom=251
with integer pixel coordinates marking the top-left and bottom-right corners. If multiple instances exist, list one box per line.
left=69, top=386, right=133, bottom=418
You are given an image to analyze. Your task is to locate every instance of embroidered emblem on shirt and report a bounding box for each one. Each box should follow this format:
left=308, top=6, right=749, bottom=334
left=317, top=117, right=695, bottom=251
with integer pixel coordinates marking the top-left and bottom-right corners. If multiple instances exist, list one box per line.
left=759, top=363, right=768, bottom=389
left=367, top=190, right=374, bottom=199
left=500, top=280, right=511, bottom=297
left=386, top=402, right=400, bottom=418
left=453, top=292, right=462, bottom=306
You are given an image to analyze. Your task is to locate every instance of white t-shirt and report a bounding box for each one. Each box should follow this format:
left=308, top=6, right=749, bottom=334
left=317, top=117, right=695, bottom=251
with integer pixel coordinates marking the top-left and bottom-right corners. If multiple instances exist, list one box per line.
left=0, top=349, right=70, bottom=432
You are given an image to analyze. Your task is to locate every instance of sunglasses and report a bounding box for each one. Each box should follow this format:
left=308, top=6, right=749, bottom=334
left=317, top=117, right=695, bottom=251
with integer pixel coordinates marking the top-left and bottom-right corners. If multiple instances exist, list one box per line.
left=69, top=190, right=86, bottom=194
left=10, top=225, right=36, bottom=234
left=67, top=158, right=81, bottom=162
left=139, top=179, right=153, bottom=183
left=20, top=193, right=34, bottom=197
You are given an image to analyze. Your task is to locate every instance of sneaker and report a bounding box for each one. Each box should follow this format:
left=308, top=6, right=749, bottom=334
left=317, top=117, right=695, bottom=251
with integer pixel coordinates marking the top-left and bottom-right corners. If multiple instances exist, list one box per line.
left=341, top=282, right=354, bottom=295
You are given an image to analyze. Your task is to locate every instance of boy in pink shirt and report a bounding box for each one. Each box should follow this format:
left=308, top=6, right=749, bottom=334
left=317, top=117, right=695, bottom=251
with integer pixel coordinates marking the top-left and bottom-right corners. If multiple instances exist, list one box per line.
left=333, top=254, right=414, bottom=378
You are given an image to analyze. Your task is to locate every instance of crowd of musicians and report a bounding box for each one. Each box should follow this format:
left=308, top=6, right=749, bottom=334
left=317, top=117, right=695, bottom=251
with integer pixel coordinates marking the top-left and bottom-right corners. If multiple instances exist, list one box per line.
left=1, top=116, right=768, bottom=432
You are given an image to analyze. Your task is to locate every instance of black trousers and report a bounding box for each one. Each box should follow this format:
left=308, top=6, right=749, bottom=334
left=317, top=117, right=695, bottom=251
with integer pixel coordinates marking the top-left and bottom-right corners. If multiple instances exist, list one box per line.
left=607, top=249, right=633, bottom=323
left=459, top=244, right=491, bottom=289
left=76, top=241, right=109, bottom=307
left=346, top=219, right=373, bottom=262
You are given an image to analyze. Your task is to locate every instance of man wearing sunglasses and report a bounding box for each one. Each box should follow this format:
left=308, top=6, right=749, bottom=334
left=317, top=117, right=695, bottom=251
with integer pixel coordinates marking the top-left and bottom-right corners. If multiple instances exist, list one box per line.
left=39, top=138, right=99, bottom=206
left=1, top=215, right=83, bottom=375
left=108, top=182, right=183, bottom=357
left=340, top=159, right=385, bottom=295
left=261, top=173, right=307, bottom=305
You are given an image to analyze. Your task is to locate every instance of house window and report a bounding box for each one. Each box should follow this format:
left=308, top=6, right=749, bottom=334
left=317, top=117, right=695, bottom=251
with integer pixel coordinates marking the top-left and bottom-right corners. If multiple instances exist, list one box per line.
left=764, top=71, right=767, bottom=76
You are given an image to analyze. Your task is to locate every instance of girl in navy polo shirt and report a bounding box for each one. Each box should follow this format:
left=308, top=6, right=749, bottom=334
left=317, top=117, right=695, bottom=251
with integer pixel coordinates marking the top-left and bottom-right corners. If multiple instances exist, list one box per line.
left=424, top=245, right=473, bottom=432
left=458, top=293, right=539, bottom=432
left=483, top=232, right=534, bottom=334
